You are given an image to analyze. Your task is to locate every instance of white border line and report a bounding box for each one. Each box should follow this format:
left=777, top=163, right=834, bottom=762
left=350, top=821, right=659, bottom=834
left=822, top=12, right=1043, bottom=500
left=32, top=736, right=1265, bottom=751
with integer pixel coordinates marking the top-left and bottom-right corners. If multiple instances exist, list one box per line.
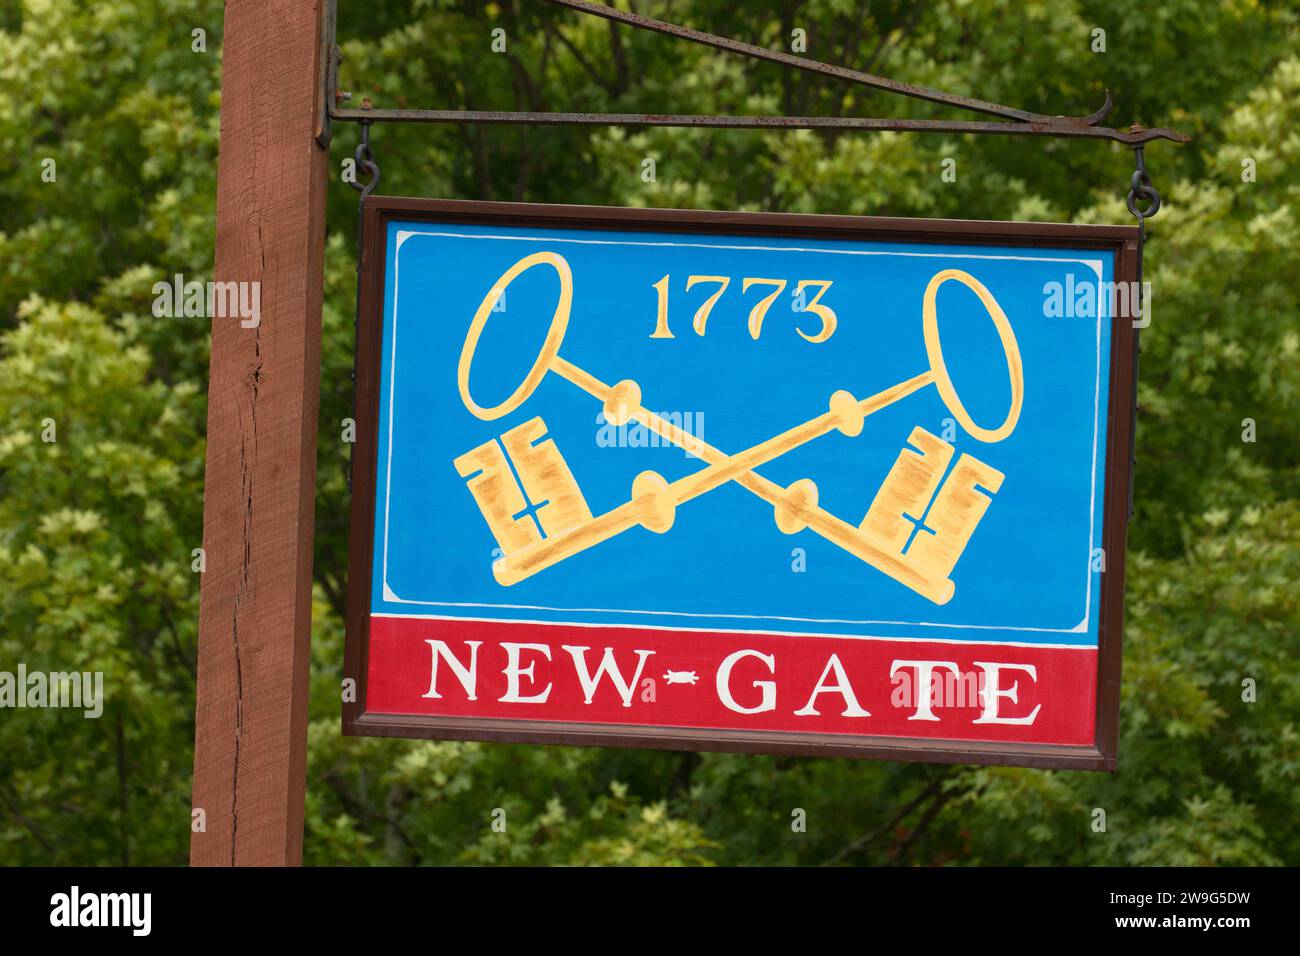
left=377, top=227, right=1108, bottom=638
left=371, top=611, right=1097, bottom=650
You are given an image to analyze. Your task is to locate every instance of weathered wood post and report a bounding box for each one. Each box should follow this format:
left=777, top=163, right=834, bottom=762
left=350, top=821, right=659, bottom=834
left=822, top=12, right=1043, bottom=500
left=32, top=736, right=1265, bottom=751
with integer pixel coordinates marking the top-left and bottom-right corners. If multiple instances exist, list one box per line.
left=191, top=0, right=329, bottom=867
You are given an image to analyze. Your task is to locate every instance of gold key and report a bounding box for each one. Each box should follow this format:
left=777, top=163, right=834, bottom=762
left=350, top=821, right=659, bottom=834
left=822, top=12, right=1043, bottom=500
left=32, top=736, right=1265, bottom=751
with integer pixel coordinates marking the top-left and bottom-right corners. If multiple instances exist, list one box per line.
left=453, top=252, right=1023, bottom=603
left=454, top=416, right=592, bottom=556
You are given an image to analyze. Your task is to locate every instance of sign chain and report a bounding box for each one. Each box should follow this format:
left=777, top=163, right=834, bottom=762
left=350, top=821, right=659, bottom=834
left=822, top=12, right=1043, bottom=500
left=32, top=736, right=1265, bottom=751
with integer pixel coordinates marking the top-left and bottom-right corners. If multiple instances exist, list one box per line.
left=1125, top=141, right=1161, bottom=519
left=346, top=117, right=379, bottom=493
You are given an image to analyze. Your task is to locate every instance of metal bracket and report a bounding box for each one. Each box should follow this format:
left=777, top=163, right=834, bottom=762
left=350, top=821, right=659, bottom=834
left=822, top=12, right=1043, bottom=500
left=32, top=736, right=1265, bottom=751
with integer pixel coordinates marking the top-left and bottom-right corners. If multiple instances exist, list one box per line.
left=323, top=0, right=1189, bottom=145
left=315, top=0, right=340, bottom=148
left=315, top=0, right=336, bottom=147
left=540, top=0, right=1111, bottom=127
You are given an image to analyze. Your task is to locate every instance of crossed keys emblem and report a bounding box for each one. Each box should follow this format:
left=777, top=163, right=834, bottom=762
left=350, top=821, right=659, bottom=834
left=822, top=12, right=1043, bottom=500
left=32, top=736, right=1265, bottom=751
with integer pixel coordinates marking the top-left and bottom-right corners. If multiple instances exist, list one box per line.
left=452, top=251, right=1024, bottom=606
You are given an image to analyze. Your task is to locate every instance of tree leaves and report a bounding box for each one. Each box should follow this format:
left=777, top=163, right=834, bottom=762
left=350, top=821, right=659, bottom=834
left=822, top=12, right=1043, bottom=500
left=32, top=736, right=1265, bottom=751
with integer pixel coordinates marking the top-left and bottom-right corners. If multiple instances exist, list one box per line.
left=1, top=0, right=1296, bottom=866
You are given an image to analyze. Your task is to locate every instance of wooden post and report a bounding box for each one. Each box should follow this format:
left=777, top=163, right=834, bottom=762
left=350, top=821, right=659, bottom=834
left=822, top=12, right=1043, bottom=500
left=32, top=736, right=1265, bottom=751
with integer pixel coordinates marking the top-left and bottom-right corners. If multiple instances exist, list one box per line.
left=191, top=0, right=329, bottom=866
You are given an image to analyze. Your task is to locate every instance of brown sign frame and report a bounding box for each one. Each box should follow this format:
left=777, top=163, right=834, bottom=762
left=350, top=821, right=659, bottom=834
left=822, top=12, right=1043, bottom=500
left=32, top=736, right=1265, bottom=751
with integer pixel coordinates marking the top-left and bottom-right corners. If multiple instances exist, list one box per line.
left=343, top=195, right=1138, bottom=772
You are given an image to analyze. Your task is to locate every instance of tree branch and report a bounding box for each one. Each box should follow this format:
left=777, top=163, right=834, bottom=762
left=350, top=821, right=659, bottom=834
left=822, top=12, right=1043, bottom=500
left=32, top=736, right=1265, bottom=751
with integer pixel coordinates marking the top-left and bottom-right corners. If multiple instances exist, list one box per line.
left=827, top=772, right=948, bottom=865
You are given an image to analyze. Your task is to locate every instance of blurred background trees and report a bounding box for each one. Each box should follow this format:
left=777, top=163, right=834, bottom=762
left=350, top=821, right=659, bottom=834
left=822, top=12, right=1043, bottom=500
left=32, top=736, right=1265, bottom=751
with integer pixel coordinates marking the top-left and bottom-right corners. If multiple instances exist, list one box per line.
left=0, top=0, right=1296, bottom=865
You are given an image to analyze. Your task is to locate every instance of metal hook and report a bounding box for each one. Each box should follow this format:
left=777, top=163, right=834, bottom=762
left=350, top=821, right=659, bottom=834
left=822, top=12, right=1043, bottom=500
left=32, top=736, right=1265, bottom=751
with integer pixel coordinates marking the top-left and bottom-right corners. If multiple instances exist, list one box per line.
left=350, top=120, right=380, bottom=198
left=1126, top=144, right=1161, bottom=221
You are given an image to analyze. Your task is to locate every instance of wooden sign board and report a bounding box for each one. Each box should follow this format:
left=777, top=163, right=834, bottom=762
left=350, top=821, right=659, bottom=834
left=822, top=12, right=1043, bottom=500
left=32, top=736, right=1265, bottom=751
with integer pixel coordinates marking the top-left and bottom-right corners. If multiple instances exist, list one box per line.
left=343, top=197, right=1137, bottom=771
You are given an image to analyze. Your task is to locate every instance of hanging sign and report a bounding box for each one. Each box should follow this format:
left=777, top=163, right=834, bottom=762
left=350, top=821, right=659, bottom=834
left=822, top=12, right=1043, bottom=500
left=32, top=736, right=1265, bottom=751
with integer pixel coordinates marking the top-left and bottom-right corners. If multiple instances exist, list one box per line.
left=343, top=197, right=1137, bottom=770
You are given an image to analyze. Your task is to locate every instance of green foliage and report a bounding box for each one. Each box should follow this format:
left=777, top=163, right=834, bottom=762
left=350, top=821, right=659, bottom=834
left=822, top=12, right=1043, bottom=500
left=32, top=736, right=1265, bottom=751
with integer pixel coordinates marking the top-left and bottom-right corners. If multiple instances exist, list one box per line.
left=0, top=298, right=203, bottom=863
left=0, top=0, right=1296, bottom=866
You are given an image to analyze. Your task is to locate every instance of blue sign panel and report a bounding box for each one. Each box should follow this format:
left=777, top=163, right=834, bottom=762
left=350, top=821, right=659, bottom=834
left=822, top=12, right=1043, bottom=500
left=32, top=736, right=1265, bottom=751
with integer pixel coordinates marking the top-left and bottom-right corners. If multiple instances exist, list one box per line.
left=348, top=199, right=1135, bottom=768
